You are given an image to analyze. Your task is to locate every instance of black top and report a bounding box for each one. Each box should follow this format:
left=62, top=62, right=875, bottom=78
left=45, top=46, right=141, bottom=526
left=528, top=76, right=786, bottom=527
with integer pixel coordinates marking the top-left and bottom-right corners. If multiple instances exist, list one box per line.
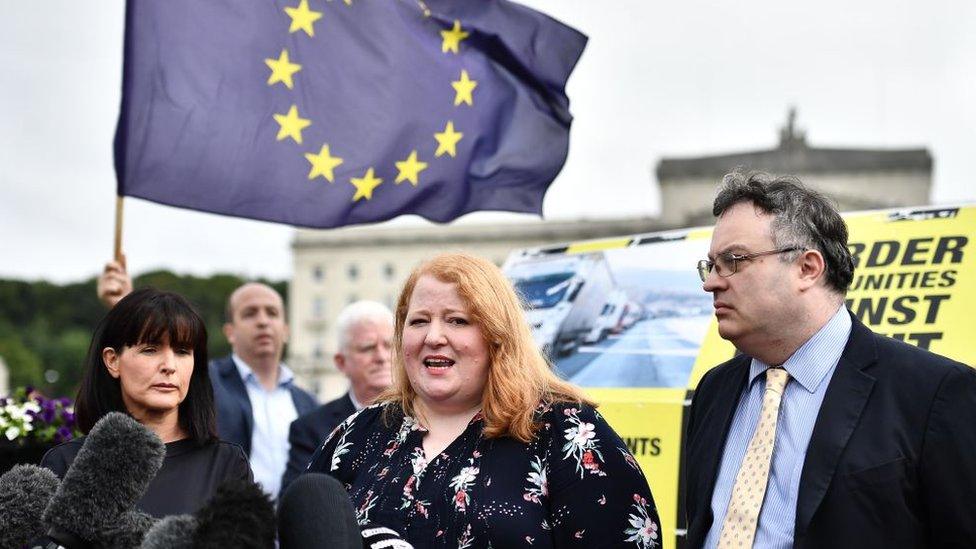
left=307, top=401, right=661, bottom=548
left=41, top=437, right=252, bottom=518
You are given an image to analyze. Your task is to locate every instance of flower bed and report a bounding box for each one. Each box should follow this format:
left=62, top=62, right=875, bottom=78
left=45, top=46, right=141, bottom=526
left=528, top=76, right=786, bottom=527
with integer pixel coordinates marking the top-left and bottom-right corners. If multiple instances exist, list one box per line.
left=0, top=387, right=81, bottom=474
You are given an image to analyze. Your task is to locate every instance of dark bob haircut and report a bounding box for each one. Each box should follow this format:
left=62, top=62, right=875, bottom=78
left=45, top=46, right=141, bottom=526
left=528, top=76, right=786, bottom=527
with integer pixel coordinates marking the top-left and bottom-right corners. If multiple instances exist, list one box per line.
left=75, top=288, right=217, bottom=444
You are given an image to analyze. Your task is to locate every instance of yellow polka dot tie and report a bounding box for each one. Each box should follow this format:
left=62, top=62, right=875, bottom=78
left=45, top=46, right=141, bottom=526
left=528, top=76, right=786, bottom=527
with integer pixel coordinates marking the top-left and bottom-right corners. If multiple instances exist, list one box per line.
left=717, top=367, right=790, bottom=549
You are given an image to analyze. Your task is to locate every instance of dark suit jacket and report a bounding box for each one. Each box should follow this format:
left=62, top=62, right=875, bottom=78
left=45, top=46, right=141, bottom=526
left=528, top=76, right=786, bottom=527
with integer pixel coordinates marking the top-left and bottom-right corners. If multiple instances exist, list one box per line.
left=684, top=312, right=976, bottom=548
left=280, top=393, right=357, bottom=493
left=209, top=355, right=318, bottom=456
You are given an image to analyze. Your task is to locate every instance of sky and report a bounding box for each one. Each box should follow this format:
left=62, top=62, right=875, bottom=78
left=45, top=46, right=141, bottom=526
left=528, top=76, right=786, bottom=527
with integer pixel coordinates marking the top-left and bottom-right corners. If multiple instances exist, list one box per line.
left=1, top=0, right=973, bottom=283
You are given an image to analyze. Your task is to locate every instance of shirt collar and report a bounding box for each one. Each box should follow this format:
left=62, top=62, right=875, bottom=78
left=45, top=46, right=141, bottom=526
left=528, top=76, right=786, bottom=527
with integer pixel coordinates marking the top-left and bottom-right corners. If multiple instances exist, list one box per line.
left=748, top=304, right=851, bottom=393
left=348, top=391, right=363, bottom=411
left=231, top=353, right=294, bottom=388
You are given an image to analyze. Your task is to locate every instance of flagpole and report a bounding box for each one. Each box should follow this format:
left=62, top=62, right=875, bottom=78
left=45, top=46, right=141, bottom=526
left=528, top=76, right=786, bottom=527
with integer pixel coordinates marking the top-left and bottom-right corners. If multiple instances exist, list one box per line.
left=113, top=195, right=124, bottom=262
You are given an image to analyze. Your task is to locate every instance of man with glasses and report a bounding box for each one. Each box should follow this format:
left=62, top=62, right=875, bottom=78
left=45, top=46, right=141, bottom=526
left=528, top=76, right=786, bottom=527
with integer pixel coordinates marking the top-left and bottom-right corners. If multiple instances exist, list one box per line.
left=683, top=171, right=976, bottom=548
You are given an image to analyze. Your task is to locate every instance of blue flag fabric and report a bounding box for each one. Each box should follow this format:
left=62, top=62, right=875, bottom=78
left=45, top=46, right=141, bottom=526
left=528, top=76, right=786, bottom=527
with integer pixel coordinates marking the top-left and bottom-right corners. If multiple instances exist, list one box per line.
left=114, top=0, right=586, bottom=229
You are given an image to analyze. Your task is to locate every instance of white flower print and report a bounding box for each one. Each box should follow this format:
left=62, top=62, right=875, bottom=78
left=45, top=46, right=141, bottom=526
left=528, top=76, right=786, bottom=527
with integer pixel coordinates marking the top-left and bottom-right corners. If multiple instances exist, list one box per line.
left=560, top=407, right=606, bottom=478
left=449, top=465, right=480, bottom=511
left=523, top=455, right=548, bottom=505
left=569, top=421, right=596, bottom=446
left=452, top=465, right=479, bottom=488
left=623, top=494, right=660, bottom=548
left=356, top=490, right=379, bottom=525
left=457, top=524, right=475, bottom=549
left=410, top=448, right=427, bottom=479
left=401, top=448, right=429, bottom=512
left=330, top=425, right=354, bottom=472
left=385, top=414, right=425, bottom=457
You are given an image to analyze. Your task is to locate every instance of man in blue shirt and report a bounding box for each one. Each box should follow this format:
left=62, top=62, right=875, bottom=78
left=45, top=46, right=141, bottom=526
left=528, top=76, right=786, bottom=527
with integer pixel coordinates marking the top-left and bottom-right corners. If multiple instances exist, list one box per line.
left=684, top=171, right=976, bottom=548
left=209, top=282, right=317, bottom=499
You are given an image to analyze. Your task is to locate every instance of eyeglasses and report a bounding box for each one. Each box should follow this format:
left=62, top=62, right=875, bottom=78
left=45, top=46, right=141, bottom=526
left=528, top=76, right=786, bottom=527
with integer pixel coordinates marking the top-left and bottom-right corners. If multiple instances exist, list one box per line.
left=697, top=247, right=805, bottom=282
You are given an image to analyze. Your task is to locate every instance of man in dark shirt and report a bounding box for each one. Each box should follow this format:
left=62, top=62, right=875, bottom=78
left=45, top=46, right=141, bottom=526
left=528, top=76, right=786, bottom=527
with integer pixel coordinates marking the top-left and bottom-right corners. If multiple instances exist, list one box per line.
left=281, top=300, right=393, bottom=492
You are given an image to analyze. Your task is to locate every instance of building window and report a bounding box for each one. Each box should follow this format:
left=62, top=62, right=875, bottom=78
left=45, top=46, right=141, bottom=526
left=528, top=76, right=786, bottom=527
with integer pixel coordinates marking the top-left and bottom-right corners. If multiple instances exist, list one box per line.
left=385, top=294, right=394, bottom=308
left=347, top=263, right=359, bottom=280
left=313, top=344, right=323, bottom=359
left=312, top=264, right=324, bottom=282
left=383, top=263, right=395, bottom=280
left=312, top=296, right=325, bottom=319
left=347, top=293, right=359, bottom=305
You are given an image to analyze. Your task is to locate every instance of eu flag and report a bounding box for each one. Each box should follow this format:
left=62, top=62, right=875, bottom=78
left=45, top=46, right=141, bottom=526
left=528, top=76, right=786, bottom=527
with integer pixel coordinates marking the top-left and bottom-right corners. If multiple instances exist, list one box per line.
left=113, top=0, right=587, bottom=229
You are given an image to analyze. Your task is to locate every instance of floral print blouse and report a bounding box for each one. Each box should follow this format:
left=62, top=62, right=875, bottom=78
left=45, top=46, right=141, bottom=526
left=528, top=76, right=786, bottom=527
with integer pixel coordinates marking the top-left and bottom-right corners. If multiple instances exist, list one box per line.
left=306, top=401, right=661, bottom=548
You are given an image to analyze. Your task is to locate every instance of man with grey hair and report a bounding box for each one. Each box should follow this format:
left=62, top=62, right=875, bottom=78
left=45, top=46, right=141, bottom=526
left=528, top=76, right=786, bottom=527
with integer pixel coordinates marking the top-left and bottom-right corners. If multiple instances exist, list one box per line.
left=684, top=171, right=976, bottom=547
left=281, top=300, right=394, bottom=492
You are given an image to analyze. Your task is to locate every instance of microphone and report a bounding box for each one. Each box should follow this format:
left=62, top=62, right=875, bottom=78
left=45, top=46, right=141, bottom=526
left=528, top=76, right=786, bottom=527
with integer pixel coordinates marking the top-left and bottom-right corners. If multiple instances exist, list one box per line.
left=193, top=478, right=276, bottom=548
left=42, top=412, right=165, bottom=548
left=277, top=473, right=361, bottom=549
left=360, top=523, right=415, bottom=549
left=139, top=515, right=197, bottom=549
left=140, top=478, right=275, bottom=549
left=0, top=464, right=61, bottom=549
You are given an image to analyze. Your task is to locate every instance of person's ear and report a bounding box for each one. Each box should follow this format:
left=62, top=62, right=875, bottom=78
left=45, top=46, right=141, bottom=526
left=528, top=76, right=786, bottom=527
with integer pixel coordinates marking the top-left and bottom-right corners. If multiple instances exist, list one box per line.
left=334, top=353, right=347, bottom=373
left=797, top=249, right=827, bottom=290
left=222, top=323, right=235, bottom=345
left=102, top=347, right=122, bottom=379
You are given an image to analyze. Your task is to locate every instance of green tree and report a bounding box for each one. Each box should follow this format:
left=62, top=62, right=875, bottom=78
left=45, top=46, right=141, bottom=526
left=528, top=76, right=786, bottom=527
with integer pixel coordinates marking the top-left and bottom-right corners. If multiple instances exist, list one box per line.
left=0, top=331, right=44, bottom=389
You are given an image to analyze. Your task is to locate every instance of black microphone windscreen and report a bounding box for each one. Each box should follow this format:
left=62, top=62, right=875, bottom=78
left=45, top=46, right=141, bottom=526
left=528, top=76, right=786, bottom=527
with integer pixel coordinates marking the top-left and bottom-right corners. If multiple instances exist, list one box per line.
left=42, top=412, right=165, bottom=544
left=278, top=473, right=360, bottom=549
left=139, top=514, right=197, bottom=549
left=0, top=464, right=60, bottom=549
left=193, top=478, right=275, bottom=549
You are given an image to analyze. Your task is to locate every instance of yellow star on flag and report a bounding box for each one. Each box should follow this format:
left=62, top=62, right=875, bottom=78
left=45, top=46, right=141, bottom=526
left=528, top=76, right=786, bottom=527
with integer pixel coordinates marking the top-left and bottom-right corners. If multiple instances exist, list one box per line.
left=350, top=168, right=383, bottom=201
left=305, top=144, right=344, bottom=182
left=273, top=105, right=311, bottom=144
left=395, top=151, right=428, bottom=186
left=265, top=49, right=302, bottom=89
left=451, top=70, right=478, bottom=106
left=434, top=121, right=463, bottom=158
left=285, top=0, right=323, bottom=37
left=440, top=20, right=469, bottom=54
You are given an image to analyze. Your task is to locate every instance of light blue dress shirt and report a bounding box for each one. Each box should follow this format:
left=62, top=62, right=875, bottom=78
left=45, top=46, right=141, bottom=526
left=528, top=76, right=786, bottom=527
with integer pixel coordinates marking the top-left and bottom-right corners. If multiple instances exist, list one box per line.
left=232, top=354, right=299, bottom=500
left=704, top=306, right=851, bottom=548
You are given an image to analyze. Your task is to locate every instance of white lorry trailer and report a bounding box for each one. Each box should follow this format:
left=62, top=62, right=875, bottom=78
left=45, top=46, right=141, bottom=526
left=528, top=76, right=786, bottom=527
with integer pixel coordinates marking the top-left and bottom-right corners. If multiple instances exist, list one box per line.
left=505, top=252, right=615, bottom=357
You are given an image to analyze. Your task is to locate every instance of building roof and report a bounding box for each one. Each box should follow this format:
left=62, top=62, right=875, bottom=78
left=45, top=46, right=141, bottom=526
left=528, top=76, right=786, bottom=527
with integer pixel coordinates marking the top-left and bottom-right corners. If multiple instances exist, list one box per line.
left=292, top=216, right=671, bottom=249
left=656, top=109, right=932, bottom=180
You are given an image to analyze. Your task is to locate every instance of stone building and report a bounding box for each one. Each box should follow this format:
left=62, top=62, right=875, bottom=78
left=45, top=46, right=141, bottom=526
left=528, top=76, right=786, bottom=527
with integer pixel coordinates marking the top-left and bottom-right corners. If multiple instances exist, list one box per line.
left=289, top=217, right=667, bottom=399
left=289, top=110, right=932, bottom=399
left=656, top=109, right=932, bottom=227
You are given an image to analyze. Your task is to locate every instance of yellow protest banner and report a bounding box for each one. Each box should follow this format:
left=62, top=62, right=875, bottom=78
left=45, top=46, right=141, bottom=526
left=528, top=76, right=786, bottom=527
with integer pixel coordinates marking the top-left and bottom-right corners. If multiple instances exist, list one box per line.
left=505, top=203, right=975, bottom=547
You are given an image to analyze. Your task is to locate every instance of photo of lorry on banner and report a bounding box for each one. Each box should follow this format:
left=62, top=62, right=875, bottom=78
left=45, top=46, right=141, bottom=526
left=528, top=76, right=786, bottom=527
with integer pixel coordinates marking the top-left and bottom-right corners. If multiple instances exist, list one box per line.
left=503, top=203, right=975, bottom=547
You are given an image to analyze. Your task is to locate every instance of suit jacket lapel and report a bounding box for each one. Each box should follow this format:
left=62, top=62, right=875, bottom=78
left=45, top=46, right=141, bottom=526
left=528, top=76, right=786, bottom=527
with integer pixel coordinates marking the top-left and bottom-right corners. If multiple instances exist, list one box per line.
left=795, top=314, right=877, bottom=536
left=220, top=357, right=254, bottom=437
left=330, top=393, right=353, bottom=424
left=696, top=355, right=751, bottom=531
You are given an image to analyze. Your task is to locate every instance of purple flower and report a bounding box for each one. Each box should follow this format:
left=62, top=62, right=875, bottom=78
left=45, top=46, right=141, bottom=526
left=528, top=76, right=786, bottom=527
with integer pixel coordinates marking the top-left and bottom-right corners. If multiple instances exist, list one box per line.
left=55, top=427, right=73, bottom=443
left=41, top=406, right=57, bottom=424
left=62, top=410, right=76, bottom=426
